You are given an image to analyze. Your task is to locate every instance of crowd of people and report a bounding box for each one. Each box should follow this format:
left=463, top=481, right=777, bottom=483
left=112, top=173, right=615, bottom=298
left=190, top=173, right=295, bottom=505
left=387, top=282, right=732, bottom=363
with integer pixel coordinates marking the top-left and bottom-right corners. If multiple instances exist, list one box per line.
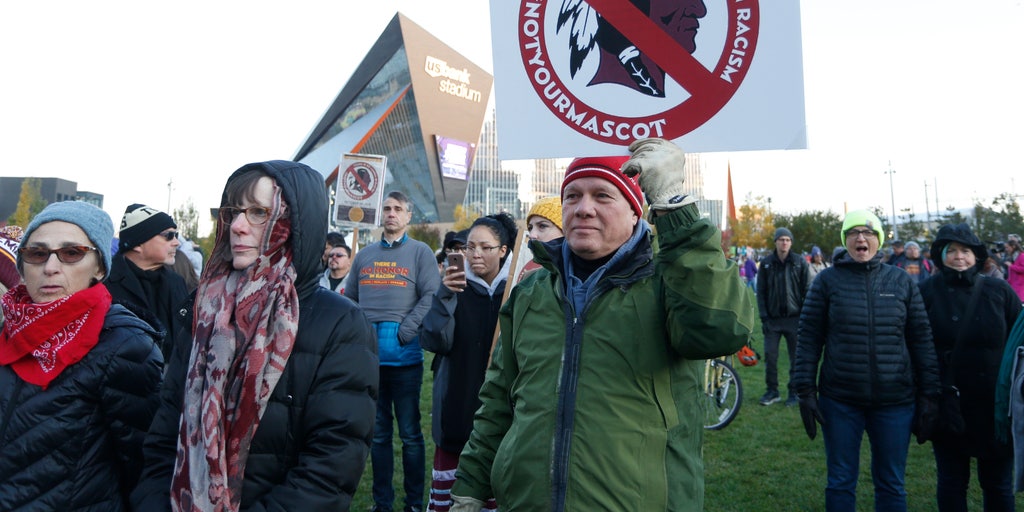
left=1, top=137, right=1023, bottom=512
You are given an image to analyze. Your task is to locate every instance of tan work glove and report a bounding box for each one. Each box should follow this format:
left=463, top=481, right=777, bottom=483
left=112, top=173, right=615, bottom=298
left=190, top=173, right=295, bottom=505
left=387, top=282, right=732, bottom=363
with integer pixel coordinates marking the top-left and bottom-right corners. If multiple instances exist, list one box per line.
left=620, top=138, right=696, bottom=217
left=450, top=494, right=485, bottom=512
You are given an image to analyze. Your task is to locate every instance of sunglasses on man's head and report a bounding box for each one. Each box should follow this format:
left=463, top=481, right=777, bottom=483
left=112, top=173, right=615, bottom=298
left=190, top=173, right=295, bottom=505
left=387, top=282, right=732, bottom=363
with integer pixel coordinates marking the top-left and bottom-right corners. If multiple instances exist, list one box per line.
left=20, top=245, right=98, bottom=264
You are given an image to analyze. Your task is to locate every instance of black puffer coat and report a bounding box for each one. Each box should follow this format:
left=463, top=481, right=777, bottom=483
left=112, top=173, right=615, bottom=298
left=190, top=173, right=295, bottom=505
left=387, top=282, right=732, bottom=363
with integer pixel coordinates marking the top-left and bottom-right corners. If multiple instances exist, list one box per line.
left=131, top=161, right=378, bottom=511
left=919, top=223, right=1022, bottom=456
left=793, top=249, right=940, bottom=406
left=0, top=302, right=162, bottom=511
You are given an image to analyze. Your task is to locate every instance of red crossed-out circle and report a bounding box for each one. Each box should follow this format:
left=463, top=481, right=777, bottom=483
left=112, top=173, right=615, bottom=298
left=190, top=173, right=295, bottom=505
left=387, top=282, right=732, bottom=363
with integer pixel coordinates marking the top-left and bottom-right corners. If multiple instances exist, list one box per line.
left=342, top=162, right=378, bottom=201
left=518, top=0, right=759, bottom=144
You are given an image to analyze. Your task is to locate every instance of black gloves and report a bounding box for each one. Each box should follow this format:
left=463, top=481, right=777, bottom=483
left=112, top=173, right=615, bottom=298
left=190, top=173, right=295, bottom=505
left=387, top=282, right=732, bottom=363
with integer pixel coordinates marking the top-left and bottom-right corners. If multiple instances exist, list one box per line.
left=912, top=394, right=940, bottom=444
left=798, top=391, right=825, bottom=440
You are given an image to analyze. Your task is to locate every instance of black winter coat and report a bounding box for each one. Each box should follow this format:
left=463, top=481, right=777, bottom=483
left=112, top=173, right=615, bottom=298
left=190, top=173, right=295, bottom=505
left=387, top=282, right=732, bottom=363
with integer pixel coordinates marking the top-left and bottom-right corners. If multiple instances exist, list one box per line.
left=420, top=270, right=507, bottom=454
left=793, top=250, right=940, bottom=406
left=0, top=303, right=163, bottom=512
left=106, top=254, right=189, bottom=362
left=919, top=223, right=1023, bottom=457
left=756, top=250, right=810, bottom=320
left=131, top=161, right=378, bottom=512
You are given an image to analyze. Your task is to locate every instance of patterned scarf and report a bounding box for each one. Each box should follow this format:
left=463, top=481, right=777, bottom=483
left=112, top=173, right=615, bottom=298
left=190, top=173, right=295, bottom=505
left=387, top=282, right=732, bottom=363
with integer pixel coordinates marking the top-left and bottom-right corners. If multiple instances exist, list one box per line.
left=170, top=185, right=300, bottom=512
left=0, top=283, right=112, bottom=389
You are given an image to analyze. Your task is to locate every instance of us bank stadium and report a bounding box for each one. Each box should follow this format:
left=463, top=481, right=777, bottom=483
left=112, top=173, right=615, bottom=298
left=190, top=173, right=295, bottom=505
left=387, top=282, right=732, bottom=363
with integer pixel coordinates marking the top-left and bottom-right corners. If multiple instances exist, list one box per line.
left=293, top=13, right=495, bottom=225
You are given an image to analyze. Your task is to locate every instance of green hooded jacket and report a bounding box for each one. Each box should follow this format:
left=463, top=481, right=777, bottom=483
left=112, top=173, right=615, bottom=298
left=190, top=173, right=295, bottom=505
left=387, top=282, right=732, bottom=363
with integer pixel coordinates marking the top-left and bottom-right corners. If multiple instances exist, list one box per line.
left=452, top=205, right=755, bottom=511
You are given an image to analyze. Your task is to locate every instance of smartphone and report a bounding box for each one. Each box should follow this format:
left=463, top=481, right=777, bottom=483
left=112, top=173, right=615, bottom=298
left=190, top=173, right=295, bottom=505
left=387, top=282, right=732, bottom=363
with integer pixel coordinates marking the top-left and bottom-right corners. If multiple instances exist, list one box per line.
left=448, top=252, right=465, bottom=273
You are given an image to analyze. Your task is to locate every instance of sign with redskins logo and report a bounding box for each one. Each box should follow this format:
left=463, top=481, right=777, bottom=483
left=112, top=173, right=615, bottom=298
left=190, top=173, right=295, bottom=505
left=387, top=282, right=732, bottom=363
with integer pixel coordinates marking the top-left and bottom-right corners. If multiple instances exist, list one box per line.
left=333, top=153, right=387, bottom=228
left=490, top=0, right=805, bottom=158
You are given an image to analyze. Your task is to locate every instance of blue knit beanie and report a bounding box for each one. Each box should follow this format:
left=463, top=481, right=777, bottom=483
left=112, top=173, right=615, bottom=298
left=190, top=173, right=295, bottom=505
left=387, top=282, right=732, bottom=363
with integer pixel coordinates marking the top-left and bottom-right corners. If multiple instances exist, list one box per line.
left=19, top=201, right=114, bottom=276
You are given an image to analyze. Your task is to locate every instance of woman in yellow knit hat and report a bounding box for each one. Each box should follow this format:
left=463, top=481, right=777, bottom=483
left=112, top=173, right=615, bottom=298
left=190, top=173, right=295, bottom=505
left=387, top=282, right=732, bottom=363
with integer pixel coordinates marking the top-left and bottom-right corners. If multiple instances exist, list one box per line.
left=526, top=196, right=563, bottom=242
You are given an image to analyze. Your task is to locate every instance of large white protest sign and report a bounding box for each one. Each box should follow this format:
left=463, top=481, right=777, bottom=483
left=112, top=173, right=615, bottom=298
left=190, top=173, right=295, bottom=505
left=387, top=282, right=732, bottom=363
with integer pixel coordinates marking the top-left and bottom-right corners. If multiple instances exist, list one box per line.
left=490, top=0, right=806, bottom=158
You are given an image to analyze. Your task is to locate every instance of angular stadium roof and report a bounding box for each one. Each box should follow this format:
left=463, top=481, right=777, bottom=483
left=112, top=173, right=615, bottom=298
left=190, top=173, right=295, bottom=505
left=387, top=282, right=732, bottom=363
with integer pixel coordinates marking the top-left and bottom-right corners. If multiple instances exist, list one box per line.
left=294, top=13, right=493, bottom=224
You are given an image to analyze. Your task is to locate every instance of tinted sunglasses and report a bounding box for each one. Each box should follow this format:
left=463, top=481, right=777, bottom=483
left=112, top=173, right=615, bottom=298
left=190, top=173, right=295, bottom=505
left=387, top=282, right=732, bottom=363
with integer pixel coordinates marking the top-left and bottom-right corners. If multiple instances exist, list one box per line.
left=20, top=245, right=98, bottom=264
left=159, top=230, right=178, bottom=241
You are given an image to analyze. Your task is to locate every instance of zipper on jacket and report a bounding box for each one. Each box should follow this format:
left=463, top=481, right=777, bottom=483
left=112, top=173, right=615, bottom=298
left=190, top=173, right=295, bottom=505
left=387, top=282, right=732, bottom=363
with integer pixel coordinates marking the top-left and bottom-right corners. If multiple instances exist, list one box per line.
left=551, top=307, right=580, bottom=512
left=867, top=271, right=879, bottom=403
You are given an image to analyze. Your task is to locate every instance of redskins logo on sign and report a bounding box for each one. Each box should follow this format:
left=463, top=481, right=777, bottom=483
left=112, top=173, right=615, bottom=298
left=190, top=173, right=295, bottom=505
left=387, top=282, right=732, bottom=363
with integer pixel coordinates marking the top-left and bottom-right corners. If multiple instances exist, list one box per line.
left=342, top=161, right=379, bottom=201
left=519, top=0, right=759, bottom=144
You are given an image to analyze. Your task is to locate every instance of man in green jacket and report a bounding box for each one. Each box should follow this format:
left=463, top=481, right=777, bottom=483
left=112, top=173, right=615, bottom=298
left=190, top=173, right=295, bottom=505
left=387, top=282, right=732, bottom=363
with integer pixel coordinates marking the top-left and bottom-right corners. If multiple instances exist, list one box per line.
left=450, top=138, right=755, bottom=511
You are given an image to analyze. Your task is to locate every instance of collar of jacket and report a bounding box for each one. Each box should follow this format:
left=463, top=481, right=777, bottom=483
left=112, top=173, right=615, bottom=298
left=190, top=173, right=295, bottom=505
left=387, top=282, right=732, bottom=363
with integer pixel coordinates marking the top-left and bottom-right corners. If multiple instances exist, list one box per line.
left=380, top=232, right=409, bottom=248
left=529, top=221, right=654, bottom=287
left=834, top=249, right=883, bottom=271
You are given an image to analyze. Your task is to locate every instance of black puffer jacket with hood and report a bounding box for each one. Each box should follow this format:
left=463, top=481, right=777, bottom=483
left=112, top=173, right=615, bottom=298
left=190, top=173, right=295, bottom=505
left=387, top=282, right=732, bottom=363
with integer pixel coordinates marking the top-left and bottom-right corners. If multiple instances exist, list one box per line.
left=919, top=223, right=1022, bottom=456
left=131, top=161, right=378, bottom=512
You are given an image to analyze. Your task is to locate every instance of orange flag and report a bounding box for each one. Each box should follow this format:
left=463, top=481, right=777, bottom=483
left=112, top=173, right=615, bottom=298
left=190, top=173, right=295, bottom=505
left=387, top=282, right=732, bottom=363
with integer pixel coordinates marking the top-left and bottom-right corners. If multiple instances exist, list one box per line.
left=726, top=163, right=737, bottom=227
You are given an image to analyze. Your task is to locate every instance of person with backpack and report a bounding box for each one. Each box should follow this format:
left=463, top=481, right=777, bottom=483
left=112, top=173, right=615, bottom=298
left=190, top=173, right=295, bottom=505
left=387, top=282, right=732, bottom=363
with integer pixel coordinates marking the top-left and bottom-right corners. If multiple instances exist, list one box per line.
left=892, top=240, right=933, bottom=284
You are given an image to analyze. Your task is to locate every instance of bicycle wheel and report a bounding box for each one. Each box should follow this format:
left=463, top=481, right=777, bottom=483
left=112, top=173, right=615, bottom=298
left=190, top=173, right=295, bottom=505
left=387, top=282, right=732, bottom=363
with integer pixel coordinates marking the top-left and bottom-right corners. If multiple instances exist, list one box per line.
left=703, top=359, right=743, bottom=430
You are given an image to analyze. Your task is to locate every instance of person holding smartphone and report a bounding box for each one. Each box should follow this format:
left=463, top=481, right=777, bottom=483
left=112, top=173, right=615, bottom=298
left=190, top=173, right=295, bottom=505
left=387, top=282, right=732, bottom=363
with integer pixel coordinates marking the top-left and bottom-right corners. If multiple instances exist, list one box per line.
left=419, top=212, right=517, bottom=512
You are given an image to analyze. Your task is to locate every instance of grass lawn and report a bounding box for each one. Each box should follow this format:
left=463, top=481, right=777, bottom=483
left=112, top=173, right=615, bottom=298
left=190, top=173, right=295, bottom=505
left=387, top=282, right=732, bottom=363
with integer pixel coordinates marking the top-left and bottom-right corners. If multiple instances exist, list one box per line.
left=349, top=315, right=1023, bottom=511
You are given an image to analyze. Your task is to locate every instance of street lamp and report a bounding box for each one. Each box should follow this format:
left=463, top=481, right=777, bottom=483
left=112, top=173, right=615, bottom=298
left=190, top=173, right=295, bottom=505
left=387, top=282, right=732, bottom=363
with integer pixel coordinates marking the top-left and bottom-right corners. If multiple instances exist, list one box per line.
left=885, top=163, right=898, bottom=241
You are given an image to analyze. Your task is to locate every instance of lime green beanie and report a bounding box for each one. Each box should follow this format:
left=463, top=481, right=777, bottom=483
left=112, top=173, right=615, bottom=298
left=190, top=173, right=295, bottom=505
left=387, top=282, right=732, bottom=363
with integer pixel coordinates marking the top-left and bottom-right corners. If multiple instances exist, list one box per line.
left=841, top=210, right=885, bottom=246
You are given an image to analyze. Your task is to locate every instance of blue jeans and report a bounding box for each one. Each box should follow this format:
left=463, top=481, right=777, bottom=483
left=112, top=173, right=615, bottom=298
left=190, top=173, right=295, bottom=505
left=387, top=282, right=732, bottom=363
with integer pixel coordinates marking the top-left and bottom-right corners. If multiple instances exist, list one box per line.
left=820, top=396, right=914, bottom=512
left=933, top=442, right=1014, bottom=512
left=372, top=363, right=426, bottom=510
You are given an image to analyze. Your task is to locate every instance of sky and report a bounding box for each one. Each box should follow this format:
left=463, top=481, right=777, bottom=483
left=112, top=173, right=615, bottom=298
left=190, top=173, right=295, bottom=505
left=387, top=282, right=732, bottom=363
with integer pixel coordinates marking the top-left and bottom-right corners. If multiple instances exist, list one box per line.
left=1, top=0, right=1022, bottom=237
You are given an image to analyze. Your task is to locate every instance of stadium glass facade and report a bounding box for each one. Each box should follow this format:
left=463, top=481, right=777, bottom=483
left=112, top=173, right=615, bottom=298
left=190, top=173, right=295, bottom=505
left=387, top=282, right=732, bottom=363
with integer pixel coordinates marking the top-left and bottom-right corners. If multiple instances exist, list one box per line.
left=294, top=13, right=493, bottom=224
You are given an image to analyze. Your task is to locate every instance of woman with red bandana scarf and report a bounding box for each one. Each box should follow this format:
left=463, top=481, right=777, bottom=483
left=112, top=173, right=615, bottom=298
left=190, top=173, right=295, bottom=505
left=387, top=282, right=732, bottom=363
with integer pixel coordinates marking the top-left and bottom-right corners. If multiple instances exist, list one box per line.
left=0, top=201, right=163, bottom=511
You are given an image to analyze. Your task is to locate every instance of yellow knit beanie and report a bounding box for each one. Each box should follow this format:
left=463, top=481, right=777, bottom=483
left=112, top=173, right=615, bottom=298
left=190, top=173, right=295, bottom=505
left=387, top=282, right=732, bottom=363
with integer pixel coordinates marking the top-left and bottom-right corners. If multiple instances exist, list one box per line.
left=527, top=196, right=563, bottom=231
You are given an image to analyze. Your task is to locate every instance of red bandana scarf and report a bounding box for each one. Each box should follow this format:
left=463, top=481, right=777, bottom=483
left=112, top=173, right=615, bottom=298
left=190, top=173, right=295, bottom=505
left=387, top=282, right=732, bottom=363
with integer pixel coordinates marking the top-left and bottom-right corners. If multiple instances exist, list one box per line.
left=0, top=283, right=112, bottom=389
left=171, top=183, right=300, bottom=512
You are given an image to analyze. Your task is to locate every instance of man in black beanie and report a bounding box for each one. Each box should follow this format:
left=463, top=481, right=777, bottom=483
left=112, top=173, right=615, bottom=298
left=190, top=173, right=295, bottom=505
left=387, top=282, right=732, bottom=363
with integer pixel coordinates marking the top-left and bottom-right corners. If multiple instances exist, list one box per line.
left=106, top=203, right=188, bottom=360
left=756, top=226, right=811, bottom=406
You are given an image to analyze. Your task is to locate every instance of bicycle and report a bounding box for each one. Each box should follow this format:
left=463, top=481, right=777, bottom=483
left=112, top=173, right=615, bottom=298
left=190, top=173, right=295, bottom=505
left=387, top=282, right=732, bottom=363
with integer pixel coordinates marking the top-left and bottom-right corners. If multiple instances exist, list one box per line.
left=703, top=354, right=743, bottom=430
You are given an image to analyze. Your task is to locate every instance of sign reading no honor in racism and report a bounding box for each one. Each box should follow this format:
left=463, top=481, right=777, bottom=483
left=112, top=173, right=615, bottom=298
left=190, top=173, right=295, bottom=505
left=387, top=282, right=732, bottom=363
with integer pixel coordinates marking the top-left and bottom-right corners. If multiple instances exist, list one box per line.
left=489, top=0, right=806, bottom=159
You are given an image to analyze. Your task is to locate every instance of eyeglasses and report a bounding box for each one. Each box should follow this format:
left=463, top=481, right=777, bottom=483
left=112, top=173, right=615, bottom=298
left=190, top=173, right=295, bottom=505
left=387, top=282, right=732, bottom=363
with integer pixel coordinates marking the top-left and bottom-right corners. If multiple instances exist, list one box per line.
left=159, top=230, right=178, bottom=241
left=845, top=228, right=878, bottom=240
left=328, top=252, right=348, bottom=259
left=218, top=206, right=271, bottom=225
left=20, top=245, right=98, bottom=264
left=444, top=247, right=465, bottom=254
left=464, top=244, right=501, bottom=255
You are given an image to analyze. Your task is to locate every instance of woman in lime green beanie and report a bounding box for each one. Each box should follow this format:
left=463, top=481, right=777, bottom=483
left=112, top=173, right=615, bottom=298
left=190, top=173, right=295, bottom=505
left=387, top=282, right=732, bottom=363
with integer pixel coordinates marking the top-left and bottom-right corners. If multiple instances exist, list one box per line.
left=792, top=209, right=940, bottom=511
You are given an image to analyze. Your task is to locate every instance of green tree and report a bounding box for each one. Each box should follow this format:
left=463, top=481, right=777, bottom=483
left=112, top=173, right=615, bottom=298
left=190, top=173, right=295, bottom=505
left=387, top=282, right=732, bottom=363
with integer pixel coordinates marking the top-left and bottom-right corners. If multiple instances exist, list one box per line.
left=172, top=198, right=200, bottom=241
left=972, top=193, right=1024, bottom=244
left=899, top=211, right=927, bottom=244
left=7, top=178, right=47, bottom=227
left=942, top=206, right=969, bottom=226
left=773, top=210, right=843, bottom=255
